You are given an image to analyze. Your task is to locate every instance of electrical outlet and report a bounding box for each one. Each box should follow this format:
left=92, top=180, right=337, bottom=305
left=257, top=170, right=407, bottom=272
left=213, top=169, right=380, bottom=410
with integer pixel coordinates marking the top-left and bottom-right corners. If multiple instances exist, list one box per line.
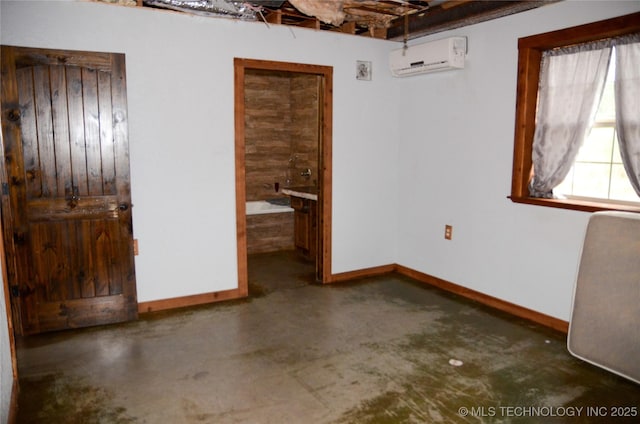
left=444, top=225, right=453, bottom=240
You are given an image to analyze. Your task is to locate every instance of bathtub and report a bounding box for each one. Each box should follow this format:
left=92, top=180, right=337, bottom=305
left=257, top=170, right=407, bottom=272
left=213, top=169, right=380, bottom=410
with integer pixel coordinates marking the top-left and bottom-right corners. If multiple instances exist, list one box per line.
left=246, top=200, right=294, bottom=215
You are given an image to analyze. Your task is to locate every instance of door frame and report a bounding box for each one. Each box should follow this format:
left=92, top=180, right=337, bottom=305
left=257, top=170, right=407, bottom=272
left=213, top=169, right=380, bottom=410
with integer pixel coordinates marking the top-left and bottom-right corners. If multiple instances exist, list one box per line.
left=0, top=45, right=19, bottom=383
left=234, top=58, right=333, bottom=292
left=0, top=219, right=18, bottom=402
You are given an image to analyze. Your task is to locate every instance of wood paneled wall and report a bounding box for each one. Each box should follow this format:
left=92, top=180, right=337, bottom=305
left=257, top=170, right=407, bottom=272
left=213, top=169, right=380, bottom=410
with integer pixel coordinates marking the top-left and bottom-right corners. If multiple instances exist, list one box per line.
left=244, top=70, right=319, bottom=200
left=291, top=74, right=320, bottom=188
left=244, top=70, right=319, bottom=253
left=245, top=70, right=292, bottom=201
left=246, top=212, right=294, bottom=254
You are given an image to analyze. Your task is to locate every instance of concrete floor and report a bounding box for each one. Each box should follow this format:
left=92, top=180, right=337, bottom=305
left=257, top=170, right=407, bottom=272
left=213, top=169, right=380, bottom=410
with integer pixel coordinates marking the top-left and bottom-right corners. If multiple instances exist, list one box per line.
left=16, top=250, right=640, bottom=423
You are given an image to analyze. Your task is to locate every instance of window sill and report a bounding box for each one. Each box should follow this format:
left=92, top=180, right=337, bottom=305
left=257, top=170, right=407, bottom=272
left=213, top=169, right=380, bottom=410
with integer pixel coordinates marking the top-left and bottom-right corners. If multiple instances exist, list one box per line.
left=509, top=196, right=640, bottom=214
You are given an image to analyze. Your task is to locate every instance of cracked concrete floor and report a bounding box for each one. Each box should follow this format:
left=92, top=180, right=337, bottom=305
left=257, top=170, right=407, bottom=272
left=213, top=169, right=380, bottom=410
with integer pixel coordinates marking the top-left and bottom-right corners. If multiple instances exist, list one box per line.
left=16, top=250, right=640, bottom=423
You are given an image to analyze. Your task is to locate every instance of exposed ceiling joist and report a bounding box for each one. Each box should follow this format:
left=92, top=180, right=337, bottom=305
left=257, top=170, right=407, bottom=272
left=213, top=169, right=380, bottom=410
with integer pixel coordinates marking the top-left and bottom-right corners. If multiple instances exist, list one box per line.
left=101, top=0, right=557, bottom=40
left=386, top=0, right=559, bottom=40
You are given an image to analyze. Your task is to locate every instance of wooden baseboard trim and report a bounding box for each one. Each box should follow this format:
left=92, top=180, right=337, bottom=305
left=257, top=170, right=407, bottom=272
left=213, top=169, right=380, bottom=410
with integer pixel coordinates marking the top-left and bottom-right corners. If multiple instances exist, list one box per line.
left=135, top=263, right=568, bottom=333
left=138, top=288, right=245, bottom=314
left=135, top=264, right=395, bottom=314
left=395, top=264, right=569, bottom=333
left=327, top=264, right=396, bottom=283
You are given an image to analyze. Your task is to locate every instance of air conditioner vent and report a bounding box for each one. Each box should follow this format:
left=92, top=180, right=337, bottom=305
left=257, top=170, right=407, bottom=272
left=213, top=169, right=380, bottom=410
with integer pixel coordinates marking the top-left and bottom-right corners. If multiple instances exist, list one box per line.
left=390, top=37, right=467, bottom=77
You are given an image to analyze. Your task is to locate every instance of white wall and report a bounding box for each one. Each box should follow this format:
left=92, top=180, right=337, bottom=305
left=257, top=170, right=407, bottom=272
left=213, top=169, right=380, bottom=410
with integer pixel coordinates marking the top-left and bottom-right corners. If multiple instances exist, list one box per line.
left=0, top=0, right=400, bottom=303
left=0, top=272, right=11, bottom=424
left=1, top=0, right=639, bottom=419
left=396, top=0, right=640, bottom=321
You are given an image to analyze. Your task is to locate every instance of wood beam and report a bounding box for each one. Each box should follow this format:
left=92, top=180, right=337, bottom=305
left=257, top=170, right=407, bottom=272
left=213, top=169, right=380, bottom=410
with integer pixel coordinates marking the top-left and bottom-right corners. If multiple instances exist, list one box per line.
left=264, top=10, right=283, bottom=24
left=441, top=0, right=473, bottom=10
left=372, top=27, right=388, bottom=39
left=345, top=5, right=403, bottom=17
left=378, top=0, right=426, bottom=10
left=340, top=21, right=357, bottom=34
left=386, top=0, right=558, bottom=40
left=298, top=18, right=321, bottom=29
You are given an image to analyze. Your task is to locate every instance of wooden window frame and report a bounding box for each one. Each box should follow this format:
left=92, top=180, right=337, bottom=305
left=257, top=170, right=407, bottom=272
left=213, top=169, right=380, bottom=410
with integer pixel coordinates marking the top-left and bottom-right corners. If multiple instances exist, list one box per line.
left=510, top=12, right=640, bottom=213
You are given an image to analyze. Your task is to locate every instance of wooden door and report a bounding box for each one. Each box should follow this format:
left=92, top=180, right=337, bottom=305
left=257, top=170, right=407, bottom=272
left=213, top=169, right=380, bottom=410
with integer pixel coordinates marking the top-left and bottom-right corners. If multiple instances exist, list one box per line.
left=0, top=46, right=137, bottom=335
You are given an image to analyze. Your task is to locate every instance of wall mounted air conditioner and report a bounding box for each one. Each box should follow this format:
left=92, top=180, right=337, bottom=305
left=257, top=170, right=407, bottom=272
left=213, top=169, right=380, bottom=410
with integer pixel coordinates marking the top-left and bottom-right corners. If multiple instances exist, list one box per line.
left=389, top=36, right=467, bottom=77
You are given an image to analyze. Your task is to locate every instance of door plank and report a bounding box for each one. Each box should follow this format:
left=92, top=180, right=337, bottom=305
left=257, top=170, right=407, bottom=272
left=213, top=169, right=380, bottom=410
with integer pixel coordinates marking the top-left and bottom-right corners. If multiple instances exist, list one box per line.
left=36, top=294, right=133, bottom=333
left=112, top=55, right=130, bottom=200
left=52, top=222, right=72, bottom=301
left=108, top=220, right=124, bottom=296
left=50, top=65, right=74, bottom=198
left=98, top=71, right=116, bottom=195
left=31, top=222, right=67, bottom=302
left=14, top=48, right=113, bottom=72
left=94, top=221, right=118, bottom=297
left=4, top=49, right=36, bottom=332
left=77, top=219, right=96, bottom=299
left=16, top=68, right=42, bottom=199
left=66, top=221, right=82, bottom=301
left=33, top=66, right=57, bottom=198
left=27, top=195, right=119, bottom=222
left=66, top=66, right=90, bottom=197
left=94, top=228, right=109, bottom=297
left=110, top=54, right=136, bottom=302
left=82, top=68, right=103, bottom=197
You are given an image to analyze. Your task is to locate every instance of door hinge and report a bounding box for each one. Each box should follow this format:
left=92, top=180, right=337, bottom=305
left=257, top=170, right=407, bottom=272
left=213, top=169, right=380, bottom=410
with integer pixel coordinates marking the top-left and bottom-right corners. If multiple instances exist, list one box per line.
left=2, top=182, right=9, bottom=196
left=10, top=285, right=20, bottom=298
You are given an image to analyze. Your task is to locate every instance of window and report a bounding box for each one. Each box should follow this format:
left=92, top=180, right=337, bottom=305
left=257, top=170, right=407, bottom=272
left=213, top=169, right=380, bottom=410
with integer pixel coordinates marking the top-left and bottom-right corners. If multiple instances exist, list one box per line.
left=510, top=12, right=640, bottom=213
left=556, top=51, right=638, bottom=205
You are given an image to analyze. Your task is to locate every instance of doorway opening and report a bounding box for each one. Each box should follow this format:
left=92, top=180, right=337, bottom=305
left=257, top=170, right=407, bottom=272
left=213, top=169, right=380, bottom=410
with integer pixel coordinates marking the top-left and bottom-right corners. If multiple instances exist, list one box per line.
left=234, top=59, right=333, bottom=295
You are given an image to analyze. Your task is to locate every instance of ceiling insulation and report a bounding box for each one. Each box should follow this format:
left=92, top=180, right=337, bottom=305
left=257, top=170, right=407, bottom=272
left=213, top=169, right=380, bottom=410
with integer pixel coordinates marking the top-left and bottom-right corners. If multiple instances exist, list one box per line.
left=340, top=0, right=429, bottom=30
left=288, top=0, right=345, bottom=26
left=142, top=0, right=258, bottom=19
